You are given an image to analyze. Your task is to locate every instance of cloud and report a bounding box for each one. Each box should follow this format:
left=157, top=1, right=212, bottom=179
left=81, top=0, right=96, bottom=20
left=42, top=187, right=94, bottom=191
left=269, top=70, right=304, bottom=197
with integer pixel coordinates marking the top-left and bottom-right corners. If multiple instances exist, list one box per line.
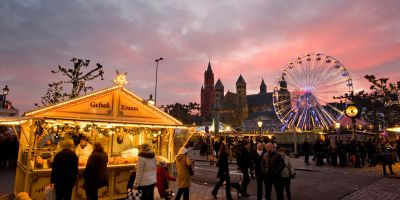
left=0, top=0, right=399, bottom=113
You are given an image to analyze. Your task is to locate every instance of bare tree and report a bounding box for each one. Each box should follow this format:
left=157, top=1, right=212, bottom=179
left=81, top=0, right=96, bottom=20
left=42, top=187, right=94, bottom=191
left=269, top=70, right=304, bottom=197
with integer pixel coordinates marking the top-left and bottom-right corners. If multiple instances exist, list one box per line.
left=37, top=58, right=104, bottom=107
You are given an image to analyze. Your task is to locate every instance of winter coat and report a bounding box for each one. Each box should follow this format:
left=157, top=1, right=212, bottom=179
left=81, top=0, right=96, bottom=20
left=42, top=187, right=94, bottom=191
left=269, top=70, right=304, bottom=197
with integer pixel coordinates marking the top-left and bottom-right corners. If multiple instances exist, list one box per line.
left=156, top=166, right=176, bottom=196
left=83, top=150, right=109, bottom=190
left=134, top=150, right=157, bottom=187
left=50, top=149, right=78, bottom=188
left=261, top=151, right=284, bottom=178
left=251, top=149, right=265, bottom=177
left=216, top=151, right=229, bottom=179
left=281, top=155, right=295, bottom=178
left=175, top=154, right=192, bottom=188
left=236, top=146, right=253, bottom=170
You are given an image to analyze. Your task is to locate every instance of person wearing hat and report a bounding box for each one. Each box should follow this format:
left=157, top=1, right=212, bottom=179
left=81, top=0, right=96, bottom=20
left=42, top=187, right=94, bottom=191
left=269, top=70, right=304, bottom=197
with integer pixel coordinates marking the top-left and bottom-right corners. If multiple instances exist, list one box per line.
left=50, top=139, right=78, bottom=200
left=175, top=147, right=193, bottom=200
left=156, top=160, right=176, bottom=199
left=133, top=143, right=157, bottom=200
left=75, top=135, right=93, bottom=163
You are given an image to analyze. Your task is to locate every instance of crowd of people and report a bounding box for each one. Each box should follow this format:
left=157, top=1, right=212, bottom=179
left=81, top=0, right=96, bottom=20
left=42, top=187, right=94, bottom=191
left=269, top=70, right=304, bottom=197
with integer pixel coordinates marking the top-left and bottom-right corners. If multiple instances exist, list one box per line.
left=49, top=139, right=193, bottom=200
left=303, top=137, right=400, bottom=175
left=0, top=130, right=18, bottom=169
left=210, top=137, right=295, bottom=200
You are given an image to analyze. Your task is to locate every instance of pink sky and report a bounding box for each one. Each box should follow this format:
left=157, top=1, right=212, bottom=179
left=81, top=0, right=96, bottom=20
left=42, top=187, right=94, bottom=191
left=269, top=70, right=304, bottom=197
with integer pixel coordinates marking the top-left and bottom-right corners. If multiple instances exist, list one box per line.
left=0, top=0, right=399, bottom=113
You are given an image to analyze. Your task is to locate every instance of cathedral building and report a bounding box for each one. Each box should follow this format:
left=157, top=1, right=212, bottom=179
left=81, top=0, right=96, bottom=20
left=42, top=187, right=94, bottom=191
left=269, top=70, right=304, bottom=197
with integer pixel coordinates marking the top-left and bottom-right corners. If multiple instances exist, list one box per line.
left=200, top=62, right=286, bottom=130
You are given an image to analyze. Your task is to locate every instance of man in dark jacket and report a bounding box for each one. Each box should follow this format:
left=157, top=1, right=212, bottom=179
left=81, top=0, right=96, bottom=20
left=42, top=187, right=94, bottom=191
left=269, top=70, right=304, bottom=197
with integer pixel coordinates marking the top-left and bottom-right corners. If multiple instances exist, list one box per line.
left=262, top=142, right=285, bottom=200
left=236, top=141, right=253, bottom=197
left=51, top=139, right=78, bottom=200
left=302, top=139, right=310, bottom=165
left=251, top=142, right=265, bottom=200
left=84, top=142, right=109, bottom=200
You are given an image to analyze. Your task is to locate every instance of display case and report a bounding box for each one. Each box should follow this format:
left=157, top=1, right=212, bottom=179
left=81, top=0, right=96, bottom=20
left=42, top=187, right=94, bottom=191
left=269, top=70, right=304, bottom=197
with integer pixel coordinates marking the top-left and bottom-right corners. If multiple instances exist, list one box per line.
left=9, top=82, right=194, bottom=200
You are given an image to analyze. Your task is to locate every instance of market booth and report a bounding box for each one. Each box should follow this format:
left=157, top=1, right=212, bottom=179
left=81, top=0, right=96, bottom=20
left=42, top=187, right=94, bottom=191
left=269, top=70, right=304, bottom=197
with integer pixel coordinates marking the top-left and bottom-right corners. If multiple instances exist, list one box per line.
left=9, top=79, right=193, bottom=200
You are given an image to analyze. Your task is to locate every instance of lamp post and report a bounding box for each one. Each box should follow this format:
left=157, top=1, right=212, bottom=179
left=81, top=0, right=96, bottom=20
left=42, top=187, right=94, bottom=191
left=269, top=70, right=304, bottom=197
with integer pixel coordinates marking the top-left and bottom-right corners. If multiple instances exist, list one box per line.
left=3, top=85, right=10, bottom=109
left=154, top=57, right=163, bottom=106
left=345, top=104, right=359, bottom=139
left=335, top=122, right=341, bottom=140
left=257, top=118, right=263, bottom=137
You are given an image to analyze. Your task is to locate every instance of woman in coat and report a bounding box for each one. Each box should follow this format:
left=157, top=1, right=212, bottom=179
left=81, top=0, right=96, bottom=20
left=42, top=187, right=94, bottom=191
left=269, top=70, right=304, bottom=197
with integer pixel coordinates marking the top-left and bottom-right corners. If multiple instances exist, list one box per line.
left=83, top=143, right=109, bottom=200
left=133, top=143, right=157, bottom=200
left=279, top=147, right=295, bottom=200
left=211, top=142, right=233, bottom=200
left=175, top=147, right=192, bottom=200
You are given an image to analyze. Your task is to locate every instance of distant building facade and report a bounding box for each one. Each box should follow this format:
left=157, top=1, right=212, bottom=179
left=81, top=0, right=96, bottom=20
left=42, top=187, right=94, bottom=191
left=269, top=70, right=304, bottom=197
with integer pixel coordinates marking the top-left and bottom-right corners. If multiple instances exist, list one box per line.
left=0, top=94, right=19, bottom=117
left=200, top=62, right=286, bottom=130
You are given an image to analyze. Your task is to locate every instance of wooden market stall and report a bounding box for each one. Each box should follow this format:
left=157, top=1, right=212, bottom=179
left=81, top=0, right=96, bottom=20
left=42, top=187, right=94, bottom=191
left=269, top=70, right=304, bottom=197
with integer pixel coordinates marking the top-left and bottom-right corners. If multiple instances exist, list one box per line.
left=8, top=78, right=194, bottom=200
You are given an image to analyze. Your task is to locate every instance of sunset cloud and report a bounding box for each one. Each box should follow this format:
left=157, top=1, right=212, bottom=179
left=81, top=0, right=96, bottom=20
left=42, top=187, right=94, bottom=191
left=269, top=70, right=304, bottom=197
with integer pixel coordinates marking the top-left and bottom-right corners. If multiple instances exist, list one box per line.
left=0, top=0, right=399, bottom=113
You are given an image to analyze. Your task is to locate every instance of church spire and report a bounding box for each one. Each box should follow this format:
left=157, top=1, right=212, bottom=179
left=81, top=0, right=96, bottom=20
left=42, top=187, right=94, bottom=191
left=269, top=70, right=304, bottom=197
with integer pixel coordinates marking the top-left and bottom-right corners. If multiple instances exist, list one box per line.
left=260, top=78, right=266, bottom=94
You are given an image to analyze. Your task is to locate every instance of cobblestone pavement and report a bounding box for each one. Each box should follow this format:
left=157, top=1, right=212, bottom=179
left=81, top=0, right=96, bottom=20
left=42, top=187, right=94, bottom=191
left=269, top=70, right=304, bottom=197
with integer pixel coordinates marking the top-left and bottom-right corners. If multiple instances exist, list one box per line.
left=188, top=149, right=400, bottom=177
left=341, top=178, right=400, bottom=200
left=187, top=149, right=400, bottom=200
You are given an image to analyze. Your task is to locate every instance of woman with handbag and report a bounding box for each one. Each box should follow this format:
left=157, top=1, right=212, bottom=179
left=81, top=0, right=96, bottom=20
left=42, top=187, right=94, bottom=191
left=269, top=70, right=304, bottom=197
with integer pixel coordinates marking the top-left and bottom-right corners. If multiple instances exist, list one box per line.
left=83, top=143, right=109, bottom=200
left=279, top=148, right=295, bottom=200
left=211, top=142, right=233, bottom=200
left=175, top=147, right=193, bottom=200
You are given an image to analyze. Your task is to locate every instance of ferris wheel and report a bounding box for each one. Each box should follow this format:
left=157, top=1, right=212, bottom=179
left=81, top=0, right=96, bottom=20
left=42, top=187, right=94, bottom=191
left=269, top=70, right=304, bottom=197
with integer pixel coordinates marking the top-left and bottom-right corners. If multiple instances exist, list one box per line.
left=273, top=53, right=354, bottom=131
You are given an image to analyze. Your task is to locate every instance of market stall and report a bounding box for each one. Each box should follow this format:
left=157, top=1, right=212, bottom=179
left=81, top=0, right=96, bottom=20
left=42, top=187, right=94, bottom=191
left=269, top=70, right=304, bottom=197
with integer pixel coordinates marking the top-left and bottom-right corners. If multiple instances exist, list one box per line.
left=8, top=77, right=194, bottom=200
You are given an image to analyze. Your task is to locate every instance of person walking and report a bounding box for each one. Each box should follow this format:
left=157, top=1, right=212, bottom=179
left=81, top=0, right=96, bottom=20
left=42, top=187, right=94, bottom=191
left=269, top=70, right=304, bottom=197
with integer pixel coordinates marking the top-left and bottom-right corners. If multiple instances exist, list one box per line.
left=50, top=139, right=78, bottom=200
left=133, top=143, right=157, bottom=200
left=83, top=143, right=109, bottom=200
left=211, top=142, right=233, bottom=200
left=236, top=141, right=253, bottom=197
left=302, top=139, right=310, bottom=165
left=262, top=142, right=285, bottom=200
left=279, top=148, right=295, bottom=200
left=251, top=142, right=265, bottom=200
left=175, top=147, right=193, bottom=200
left=378, top=138, right=396, bottom=176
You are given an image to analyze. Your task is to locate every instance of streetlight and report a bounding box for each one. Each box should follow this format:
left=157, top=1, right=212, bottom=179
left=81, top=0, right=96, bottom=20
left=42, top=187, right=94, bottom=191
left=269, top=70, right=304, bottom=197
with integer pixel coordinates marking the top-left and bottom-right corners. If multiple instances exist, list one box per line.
left=154, top=57, right=163, bottom=106
left=257, top=118, right=263, bottom=137
left=335, top=122, right=340, bottom=140
left=3, top=85, right=10, bottom=109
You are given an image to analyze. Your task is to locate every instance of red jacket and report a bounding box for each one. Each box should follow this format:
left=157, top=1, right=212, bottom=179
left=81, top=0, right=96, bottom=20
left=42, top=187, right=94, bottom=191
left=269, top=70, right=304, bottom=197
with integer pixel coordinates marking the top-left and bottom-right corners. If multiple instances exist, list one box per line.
left=156, top=166, right=176, bottom=196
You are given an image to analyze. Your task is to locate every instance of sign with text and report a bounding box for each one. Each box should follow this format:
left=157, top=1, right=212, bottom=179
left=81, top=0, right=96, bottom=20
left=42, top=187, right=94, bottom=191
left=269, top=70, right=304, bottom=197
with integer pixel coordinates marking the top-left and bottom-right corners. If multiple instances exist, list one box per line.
left=58, top=94, right=114, bottom=115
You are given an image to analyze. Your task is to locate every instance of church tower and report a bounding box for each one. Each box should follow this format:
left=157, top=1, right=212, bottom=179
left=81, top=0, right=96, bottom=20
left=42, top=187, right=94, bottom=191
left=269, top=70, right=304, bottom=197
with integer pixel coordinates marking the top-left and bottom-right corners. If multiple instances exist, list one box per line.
left=200, top=62, right=215, bottom=123
left=215, top=79, right=224, bottom=106
left=260, top=78, right=267, bottom=94
left=278, top=75, right=291, bottom=114
left=236, top=74, right=249, bottom=126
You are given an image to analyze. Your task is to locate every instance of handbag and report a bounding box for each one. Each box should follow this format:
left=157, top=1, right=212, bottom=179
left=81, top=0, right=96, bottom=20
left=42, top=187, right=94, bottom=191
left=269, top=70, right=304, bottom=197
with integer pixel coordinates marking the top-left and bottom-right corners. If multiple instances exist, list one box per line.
left=45, top=184, right=56, bottom=200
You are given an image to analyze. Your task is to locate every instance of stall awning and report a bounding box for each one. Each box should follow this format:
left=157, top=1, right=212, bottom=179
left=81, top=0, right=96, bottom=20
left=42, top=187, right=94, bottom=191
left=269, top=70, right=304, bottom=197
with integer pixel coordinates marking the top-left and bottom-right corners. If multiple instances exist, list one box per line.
left=23, top=85, right=183, bottom=126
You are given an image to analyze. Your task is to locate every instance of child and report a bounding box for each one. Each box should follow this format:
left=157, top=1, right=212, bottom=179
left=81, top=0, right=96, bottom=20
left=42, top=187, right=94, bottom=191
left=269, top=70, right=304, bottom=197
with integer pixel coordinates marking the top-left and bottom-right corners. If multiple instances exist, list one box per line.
left=156, top=160, right=176, bottom=200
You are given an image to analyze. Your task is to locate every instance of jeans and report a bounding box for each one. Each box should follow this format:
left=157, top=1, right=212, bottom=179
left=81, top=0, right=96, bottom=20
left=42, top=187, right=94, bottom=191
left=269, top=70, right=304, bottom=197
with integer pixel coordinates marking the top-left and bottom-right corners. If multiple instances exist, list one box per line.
left=241, top=168, right=250, bottom=194
left=85, top=188, right=98, bottom=200
left=264, top=176, right=284, bottom=200
left=175, top=187, right=189, bottom=200
left=256, top=176, right=264, bottom=200
left=282, top=177, right=291, bottom=200
left=55, top=185, right=73, bottom=200
left=138, top=184, right=155, bottom=200
left=212, top=175, right=233, bottom=200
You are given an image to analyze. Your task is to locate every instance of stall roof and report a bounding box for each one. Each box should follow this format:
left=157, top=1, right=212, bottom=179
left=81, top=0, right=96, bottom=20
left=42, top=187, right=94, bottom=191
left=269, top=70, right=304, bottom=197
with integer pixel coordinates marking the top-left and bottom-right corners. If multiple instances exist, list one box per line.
left=23, top=85, right=183, bottom=126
